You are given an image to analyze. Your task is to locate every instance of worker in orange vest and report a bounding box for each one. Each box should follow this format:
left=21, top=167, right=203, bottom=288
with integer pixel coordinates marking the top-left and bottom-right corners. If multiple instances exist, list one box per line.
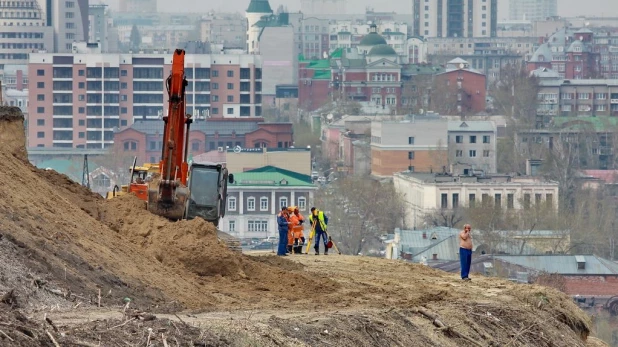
left=292, top=207, right=306, bottom=254
left=287, top=206, right=299, bottom=254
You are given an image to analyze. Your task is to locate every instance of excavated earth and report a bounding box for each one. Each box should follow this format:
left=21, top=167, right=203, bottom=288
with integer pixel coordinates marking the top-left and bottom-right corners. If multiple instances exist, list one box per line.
left=0, top=106, right=608, bottom=346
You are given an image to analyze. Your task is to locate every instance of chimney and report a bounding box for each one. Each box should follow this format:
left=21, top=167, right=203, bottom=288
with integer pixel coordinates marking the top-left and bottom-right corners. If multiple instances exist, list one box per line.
left=432, top=253, right=438, bottom=260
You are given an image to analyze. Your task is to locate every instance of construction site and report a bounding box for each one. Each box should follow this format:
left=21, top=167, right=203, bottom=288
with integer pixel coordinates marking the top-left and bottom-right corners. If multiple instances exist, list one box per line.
left=0, top=103, right=610, bottom=346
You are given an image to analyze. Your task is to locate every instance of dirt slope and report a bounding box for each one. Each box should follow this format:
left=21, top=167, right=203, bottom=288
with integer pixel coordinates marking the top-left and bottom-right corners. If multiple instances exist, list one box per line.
left=0, top=106, right=606, bottom=346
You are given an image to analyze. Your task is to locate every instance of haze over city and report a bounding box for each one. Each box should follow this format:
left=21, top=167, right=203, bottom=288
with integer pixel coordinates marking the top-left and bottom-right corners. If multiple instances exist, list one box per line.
left=97, top=0, right=616, bottom=17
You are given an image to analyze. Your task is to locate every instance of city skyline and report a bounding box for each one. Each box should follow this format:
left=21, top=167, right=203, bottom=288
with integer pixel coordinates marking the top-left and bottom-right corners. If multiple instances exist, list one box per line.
left=97, top=0, right=616, bottom=19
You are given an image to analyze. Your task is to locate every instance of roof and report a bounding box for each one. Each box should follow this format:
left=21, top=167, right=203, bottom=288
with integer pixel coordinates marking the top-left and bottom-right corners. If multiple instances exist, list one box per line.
left=581, top=170, right=618, bottom=184
left=229, top=166, right=316, bottom=188
left=368, top=44, right=397, bottom=56
left=246, top=0, right=272, bottom=13
left=448, top=57, right=468, bottom=65
left=193, top=150, right=227, bottom=165
left=493, top=255, right=618, bottom=275
left=402, top=64, right=444, bottom=75
left=530, top=67, right=560, bottom=79
left=359, top=32, right=387, bottom=46
left=447, top=120, right=496, bottom=132
left=122, top=119, right=261, bottom=136
left=35, top=159, right=83, bottom=182
left=396, top=227, right=461, bottom=262
left=553, top=116, right=618, bottom=132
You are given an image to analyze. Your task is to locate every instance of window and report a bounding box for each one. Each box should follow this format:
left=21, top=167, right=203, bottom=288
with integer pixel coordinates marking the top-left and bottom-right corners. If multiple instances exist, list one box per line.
left=37, top=82, right=44, bottom=88
left=227, top=83, right=234, bottom=90
left=212, top=83, right=219, bottom=90
left=212, top=70, right=219, bottom=77
left=78, top=82, right=85, bottom=89
left=227, top=95, right=233, bottom=102
left=66, top=1, right=74, bottom=8
left=298, top=197, right=306, bottom=211
left=247, top=197, right=255, bottom=211
left=546, top=194, right=553, bottom=206
left=456, top=150, right=463, bottom=157
left=228, top=197, right=237, bottom=211
left=228, top=220, right=236, bottom=232
left=523, top=194, right=531, bottom=209
left=227, top=70, right=234, bottom=77
left=37, top=119, right=44, bottom=126
left=37, top=106, right=44, bottom=113
left=483, top=135, right=490, bottom=144
left=121, top=70, right=127, bottom=77
left=227, top=108, right=234, bottom=115
left=37, top=94, right=44, bottom=101
left=248, top=220, right=268, bottom=233
left=494, top=194, right=501, bottom=208
left=408, top=136, right=415, bottom=145
left=469, top=194, right=475, bottom=207
left=441, top=193, right=448, bottom=209
left=65, top=22, right=74, bottom=29
left=260, top=197, right=269, bottom=211
left=123, top=141, right=137, bottom=151
left=408, top=166, right=415, bottom=172
left=191, top=141, right=199, bottom=151
left=455, top=135, right=463, bottom=143
left=452, top=193, right=459, bottom=209
left=483, top=150, right=490, bottom=157
left=37, top=69, right=44, bottom=76
left=65, top=12, right=73, bottom=18
left=469, top=136, right=477, bottom=143
left=507, top=194, right=514, bottom=209
left=279, top=197, right=288, bottom=209
left=469, top=150, right=477, bottom=157
left=408, top=151, right=415, bottom=160
left=37, top=131, right=45, bottom=138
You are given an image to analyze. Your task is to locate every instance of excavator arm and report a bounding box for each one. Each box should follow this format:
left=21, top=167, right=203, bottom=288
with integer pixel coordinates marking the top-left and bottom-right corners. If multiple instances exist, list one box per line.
left=147, top=49, right=193, bottom=220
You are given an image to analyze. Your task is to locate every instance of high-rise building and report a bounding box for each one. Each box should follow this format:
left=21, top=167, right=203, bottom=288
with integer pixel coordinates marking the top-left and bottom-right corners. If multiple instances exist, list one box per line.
left=509, top=0, right=557, bottom=21
left=28, top=51, right=263, bottom=149
left=0, top=0, right=53, bottom=72
left=412, top=0, right=498, bottom=38
left=46, top=0, right=89, bottom=53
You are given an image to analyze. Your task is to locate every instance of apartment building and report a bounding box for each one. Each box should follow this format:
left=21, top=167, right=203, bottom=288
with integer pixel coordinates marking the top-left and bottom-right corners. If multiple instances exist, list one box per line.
left=412, top=0, right=498, bottom=38
left=0, top=0, right=53, bottom=71
left=220, top=166, right=318, bottom=239
left=509, top=0, right=557, bottom=21
left=49, top=0, right=89, bottom=53
left=434, top=58, right=487, bottom=114
left=371, top=118, right=448, bottom=177
left=299, top=17, right=329, bottom=60
left=448, top=121, right=497, bottom=174
left=394, top=171, right=559, bottom=228
left=534, top=76, right=618, bottom=118
left=27, top=50, right=263, bottom=149
left=199, top=14, right=246, bottom=48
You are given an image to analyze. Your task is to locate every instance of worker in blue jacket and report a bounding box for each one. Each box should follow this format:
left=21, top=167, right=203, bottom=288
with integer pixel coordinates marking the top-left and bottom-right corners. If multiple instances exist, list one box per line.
left=277, top=206, right=291, bottom=256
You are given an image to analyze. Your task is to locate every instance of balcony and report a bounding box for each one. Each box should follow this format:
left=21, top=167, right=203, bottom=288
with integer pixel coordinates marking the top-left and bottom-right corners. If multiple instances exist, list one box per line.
left=611, top=99, right=618, bottom=104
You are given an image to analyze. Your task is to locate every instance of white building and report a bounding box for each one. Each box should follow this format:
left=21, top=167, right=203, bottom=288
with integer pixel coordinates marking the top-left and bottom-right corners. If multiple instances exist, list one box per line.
left=394, top=171, right=559, bottom=228
left=412, top=0, right=498, bottom=38
left=328, top=21, right=409, bottom=61
left=448, top=120, right=497, bottom=174
left=245, top=0, right=273, bottom=54
left=509, top=0, right=557, bottom=21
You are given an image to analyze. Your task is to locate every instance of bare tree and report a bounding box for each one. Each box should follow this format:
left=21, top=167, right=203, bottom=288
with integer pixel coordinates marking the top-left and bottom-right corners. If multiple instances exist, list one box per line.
left=315, top=176, right=405, bottom=255
left=488, top=63, right=539, bottom=128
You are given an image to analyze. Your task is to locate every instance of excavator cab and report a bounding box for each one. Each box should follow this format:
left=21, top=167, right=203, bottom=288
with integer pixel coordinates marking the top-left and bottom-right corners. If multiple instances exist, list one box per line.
left=185, top=163, right=234, bottom=227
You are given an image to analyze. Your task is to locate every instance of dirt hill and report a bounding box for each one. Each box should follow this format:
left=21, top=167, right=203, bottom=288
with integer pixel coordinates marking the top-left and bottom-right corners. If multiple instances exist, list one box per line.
left=0, top=106, right=607, bottom=346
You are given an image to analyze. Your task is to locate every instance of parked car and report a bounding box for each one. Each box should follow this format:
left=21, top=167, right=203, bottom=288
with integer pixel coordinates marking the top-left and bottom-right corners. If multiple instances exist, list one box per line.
left=251, top=242, right=275, bottom=250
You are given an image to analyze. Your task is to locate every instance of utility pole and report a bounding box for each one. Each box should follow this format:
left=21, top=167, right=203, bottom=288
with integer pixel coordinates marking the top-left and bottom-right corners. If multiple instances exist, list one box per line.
left=82, top=154, right=90, bottom=188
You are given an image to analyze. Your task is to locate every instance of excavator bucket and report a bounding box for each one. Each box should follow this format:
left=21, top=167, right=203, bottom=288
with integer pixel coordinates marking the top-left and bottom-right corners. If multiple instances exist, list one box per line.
left=147, top=182, right=189, bottom=220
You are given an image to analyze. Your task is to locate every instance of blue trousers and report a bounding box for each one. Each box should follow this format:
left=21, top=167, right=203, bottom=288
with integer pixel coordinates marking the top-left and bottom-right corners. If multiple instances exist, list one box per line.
left=277, top=229, right=288, bottom=255
left=460, top=248, right=472, bottom=279
left=314, top=231, right=328, bottom=251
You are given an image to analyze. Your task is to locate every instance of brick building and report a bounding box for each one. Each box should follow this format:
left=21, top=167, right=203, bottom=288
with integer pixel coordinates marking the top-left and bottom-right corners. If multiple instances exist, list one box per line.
left=112, top=118, right=293, bottom=165
left=434, top=58, right=487, bottom=114
left=28, top=50, right=263, bottom=149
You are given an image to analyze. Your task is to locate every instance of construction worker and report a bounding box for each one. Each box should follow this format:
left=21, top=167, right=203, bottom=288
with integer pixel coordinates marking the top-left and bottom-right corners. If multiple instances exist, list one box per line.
left=309, top=207, right=329, bottom=255
left=292, top=207, right=306, bottom=254
left=277, top=206, right=291, bottom=256
left=287, top=206, right=299, bottom=254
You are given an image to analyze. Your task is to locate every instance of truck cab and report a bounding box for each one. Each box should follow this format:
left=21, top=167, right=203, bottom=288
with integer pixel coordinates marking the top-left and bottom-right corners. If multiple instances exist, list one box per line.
left=185, top=162, right=234, bottom=227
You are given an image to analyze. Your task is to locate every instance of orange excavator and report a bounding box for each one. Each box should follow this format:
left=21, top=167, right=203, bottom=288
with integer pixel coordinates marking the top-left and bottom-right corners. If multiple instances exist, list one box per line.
left=142, top=49, right=233, bottom=224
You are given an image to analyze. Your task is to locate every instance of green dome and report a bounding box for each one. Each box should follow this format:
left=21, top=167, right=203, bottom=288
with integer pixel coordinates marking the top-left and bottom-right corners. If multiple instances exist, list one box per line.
left=359, top=33, right=387, bottom=46
left=247, top=0, right=273, bottom=13
left=368, top=44, right=397, bottom=56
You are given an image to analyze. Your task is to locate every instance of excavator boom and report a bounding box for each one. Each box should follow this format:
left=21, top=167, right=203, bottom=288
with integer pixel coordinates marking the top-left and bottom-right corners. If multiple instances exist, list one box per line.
left=147, top=49, right=192, bottom=220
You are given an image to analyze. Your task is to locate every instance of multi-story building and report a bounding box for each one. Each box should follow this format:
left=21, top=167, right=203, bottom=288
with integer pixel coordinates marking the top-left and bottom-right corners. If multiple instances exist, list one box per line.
left=328, top=21, right=409, bottom=61
left=434, top=58, right=487, bottom=114
left=299, top=17, right=329, bottom=60
left=0, top=0, right=53, bottom=71
left=448, top=120, right=497, bottom=174
left=412, top=0, right=498, bottom=38
left=112, top=119, right=293, bottom=166
left=88, top=5, right=118, bottom=53
left=27, top=50, right=263, bottom=149
left=394, top=171, right=559, bottom=228
left=118, top=0, right=156, bottom=13
left=226, top=146, right=310, bottom=175
left=300, top=0, right=346, bottom=16
left=371, top=118, right=448, bottom=177
left=49, top=0, right=89, bottom=53
left=2, top=64, right=28, bottom=90
left=246, top=0, right=273, bottom=54
left=509, top=0, right=557, bottom=21
left=199, top=14, right=246, bottom=48
left=526, top=28, right=614, bottom=80
left=221, top=166, right=318, bottom=239
left=299, top=25, right=404, bottom=113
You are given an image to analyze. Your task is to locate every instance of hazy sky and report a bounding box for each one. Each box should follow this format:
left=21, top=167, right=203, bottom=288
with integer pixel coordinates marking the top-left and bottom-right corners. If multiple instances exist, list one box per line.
left=99, top=0, right=617, bottom=19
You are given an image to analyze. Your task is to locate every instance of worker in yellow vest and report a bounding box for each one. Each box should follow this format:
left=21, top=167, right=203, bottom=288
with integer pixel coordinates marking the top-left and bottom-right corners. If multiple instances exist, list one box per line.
left=309, top=207, right=329, bottom=255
